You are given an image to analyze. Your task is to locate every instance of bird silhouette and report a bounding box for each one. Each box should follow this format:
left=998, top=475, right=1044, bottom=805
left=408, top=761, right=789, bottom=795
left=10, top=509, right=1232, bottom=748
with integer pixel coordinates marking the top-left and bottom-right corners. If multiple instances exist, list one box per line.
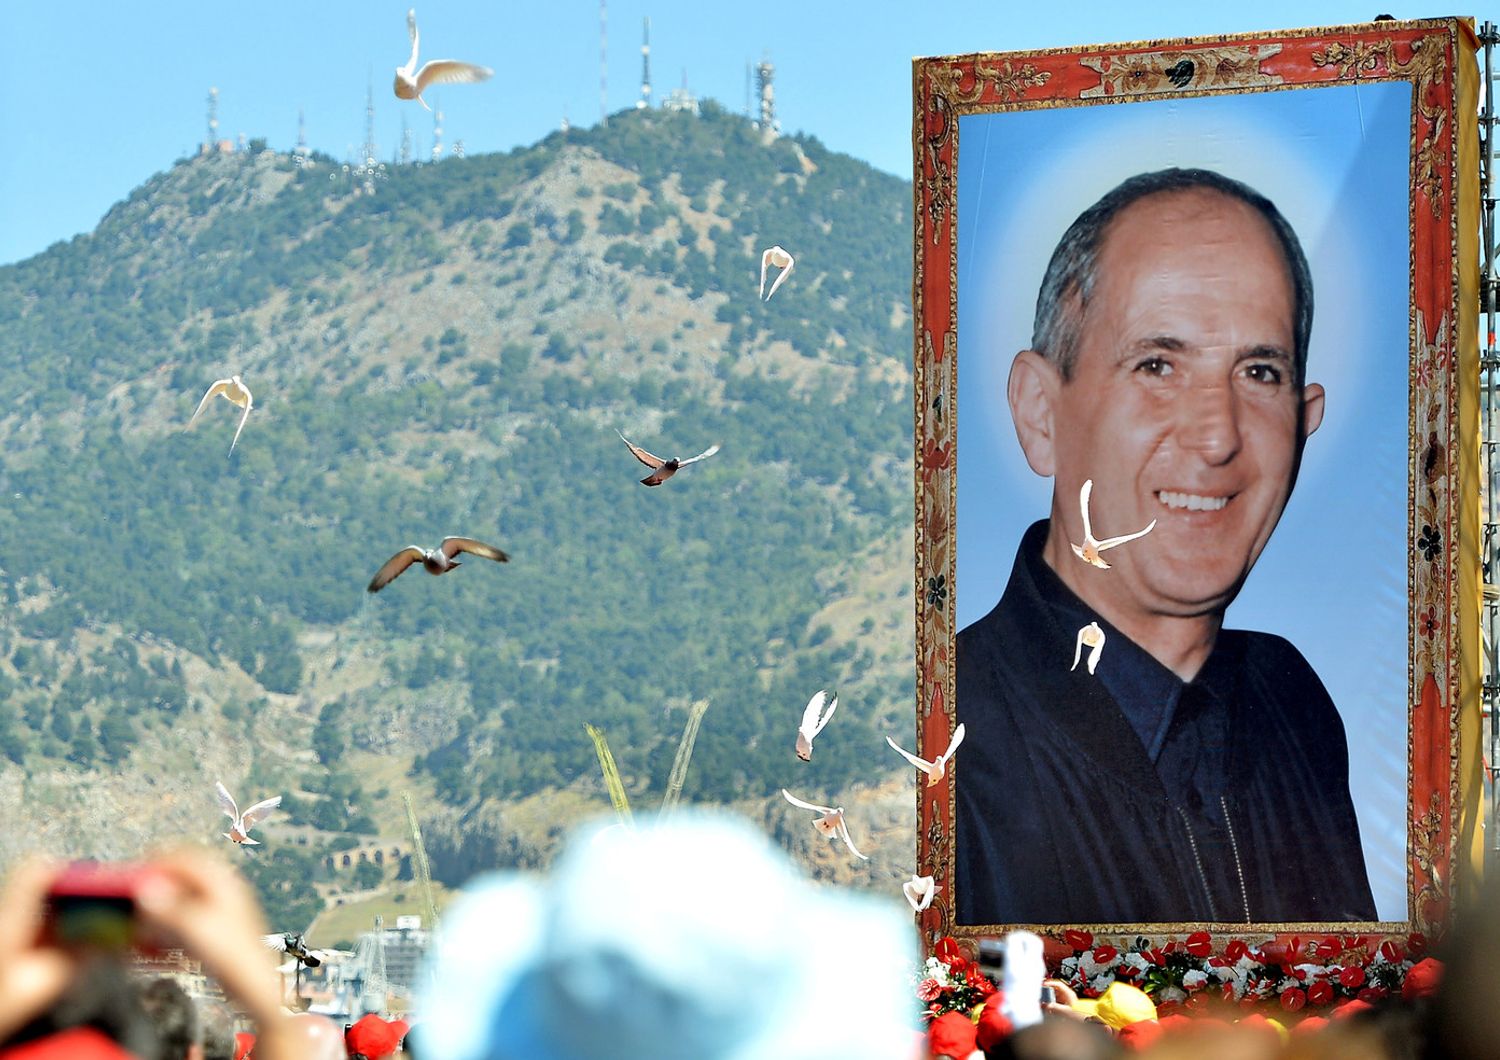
left=394, top=9, right=493, bottom=111
left=760, top=246, right=795, bottom=301
left=781, top=789, right=867, bottom=860
left=367, top=537, right=509, bottom=592
left=885, top=724, right=966, bottom=786
left=794, top=689, right=837, bottom=762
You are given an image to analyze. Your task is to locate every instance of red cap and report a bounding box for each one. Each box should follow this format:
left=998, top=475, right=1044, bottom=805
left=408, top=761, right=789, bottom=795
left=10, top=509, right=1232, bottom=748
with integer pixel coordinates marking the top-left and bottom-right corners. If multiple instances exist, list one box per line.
left=1331, top=998, right=1373, bottom=1020
left=1403, top=957, right=1443, bottom=1001
left=233, top=1031, right=256, bottom=1060
left=1117, top=1020, right=1165, bottom=1051
left=928, top=1011, right=977, bottom=1058
left=974, top=992, right=1013, bottom=1053
left=0, top=1027, right=138, bottom=1060
left=346, top=1014, right=400, bottom=1059
left=389, top=1019, right=410, bottom=1040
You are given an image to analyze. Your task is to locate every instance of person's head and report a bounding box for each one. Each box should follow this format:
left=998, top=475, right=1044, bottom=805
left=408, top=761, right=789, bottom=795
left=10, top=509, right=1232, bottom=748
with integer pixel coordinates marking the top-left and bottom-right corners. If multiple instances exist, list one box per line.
left=193, top=1002, right=234, bottom=1060
left=283, top=1013, right=345, bottom=1060
left=137, top=978, right=200, bottom=1060
left=1009, top=168, right=1326, bottom=626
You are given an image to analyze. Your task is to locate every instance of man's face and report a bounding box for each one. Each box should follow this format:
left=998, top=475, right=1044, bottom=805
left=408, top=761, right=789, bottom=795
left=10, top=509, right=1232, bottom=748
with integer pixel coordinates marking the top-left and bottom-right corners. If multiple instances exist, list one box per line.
left=1041, top=188, right=1324, bottom=619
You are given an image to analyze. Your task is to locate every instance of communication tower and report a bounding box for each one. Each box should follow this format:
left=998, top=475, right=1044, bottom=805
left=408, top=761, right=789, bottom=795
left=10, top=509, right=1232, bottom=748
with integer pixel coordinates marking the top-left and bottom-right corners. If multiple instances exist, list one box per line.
left=599, top=0, right=608, bottom=122
left=204, top=87, right=219, bottom=153
left=744, top=62, right=752, bottom=119
left=453, top=139, right=465, bottom=159
left=400, top=115, right=413, bottom=166
left=432, top=102, right=444, bottom=161
left=362, top=82, right=378, bottom=169
left=637, top=17, right=651, bottom=109
left=756, top=56, right=778, bottom=140
left=295, top=107, right=309, bottom=158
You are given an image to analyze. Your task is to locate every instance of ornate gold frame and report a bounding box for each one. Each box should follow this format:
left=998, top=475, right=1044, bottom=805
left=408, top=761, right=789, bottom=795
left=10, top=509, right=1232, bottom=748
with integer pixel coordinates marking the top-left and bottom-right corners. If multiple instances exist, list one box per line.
left=912, top=18, right=1482, bottom=951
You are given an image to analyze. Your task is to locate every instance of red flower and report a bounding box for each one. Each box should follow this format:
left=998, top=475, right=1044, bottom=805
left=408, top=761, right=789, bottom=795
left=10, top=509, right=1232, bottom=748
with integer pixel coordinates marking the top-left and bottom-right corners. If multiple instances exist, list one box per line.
left=934, top=936, right=964, bottom=968
left=921, top=440, right=951, bottom=482
left=1315, top=937, right=1342, bottom=960
left=1407, top=933, right=1428, bottom=958
left=1358, top=987, right=1388, bottom=1004
left=1225, top=940, right=1250, bottom=962
left=1064, top=930, right=1094, bottom=952
left=917, top=978, right=943, bottom=1002
left=1280, top=987, right=1308, bottom=1012
left=1339, top=966, right=1365, bottom=990
left=1144, top=947, right=1168, bottom=967
left=1093, top=945, right=1119, bottom=964
left=1379, top=940, right=1404, bottom=963
left=1307, top=981, right=1334, bottom=1006
left=1186, top=931, right=1213, bottom=957
left=967, top=964, right=996, bottom=998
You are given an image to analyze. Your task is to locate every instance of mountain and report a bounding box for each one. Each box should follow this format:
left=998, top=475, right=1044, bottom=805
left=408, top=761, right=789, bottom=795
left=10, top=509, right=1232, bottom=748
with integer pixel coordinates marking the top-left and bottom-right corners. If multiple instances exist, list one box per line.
left=0, top=102, right=917, bottom=929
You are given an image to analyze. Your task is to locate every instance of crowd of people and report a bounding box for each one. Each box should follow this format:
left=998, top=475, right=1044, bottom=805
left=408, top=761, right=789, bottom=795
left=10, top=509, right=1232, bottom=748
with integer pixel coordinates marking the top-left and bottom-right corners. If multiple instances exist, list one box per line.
left=0, top=816, right=1491, bottom=1060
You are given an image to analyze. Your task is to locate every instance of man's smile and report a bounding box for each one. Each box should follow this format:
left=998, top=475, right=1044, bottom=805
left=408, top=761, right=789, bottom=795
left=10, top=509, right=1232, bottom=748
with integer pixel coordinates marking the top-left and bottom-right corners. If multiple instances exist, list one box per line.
left=1155, top=489, right=1231, bottom=513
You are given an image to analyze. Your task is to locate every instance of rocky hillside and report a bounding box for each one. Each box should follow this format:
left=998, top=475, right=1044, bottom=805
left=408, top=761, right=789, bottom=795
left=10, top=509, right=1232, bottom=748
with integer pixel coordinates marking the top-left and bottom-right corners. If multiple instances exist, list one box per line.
left=0, top=103, right=917, bottom=928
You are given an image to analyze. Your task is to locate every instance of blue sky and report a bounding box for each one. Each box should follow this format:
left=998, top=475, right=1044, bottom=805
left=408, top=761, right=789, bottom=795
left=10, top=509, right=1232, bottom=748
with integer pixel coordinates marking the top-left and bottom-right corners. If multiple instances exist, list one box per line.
left=955, top=82, right=1413, bottom=918
left=2, top=1, right=1424, bottom=265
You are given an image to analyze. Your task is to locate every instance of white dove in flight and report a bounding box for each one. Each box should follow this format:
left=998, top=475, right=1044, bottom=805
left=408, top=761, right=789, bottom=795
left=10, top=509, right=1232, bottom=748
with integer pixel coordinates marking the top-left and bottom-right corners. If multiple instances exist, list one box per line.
left=216, top=781, right=281, bottom=846
left=395, top=9, right=494, bottom=111
left=188, top=375, right=253, bottom=455
left=1070, top=479, right=1156, bottom=569
left=1072, top=622, right=1106, bottom=676
left=367, top=536, right=510, bottom=592
left=903, top=874, right=938, bottom=913
left=262, top=932, right=341, bottom=968
left=885, top=724, right=966, bottom=787
left=780, top=789, right=867, bottom=860
left=617, top=431, right=720, bottom=487
left=794, top=689, right=837, bottom=762
left=759, top=245, right=795, bottom=301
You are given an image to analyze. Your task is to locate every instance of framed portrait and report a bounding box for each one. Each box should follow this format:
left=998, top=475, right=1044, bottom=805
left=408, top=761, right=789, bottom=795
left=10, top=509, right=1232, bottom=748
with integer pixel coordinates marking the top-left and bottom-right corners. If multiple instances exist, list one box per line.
left=912, top=18, right=1481, bottom=945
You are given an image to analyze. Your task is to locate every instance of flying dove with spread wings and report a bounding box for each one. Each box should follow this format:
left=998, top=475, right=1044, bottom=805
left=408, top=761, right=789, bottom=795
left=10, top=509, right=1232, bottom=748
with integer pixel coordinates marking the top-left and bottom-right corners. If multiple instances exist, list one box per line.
left=759, top=246, right=795, bottom=301
left=395, top=9, right=493, bottom=110
left=780, top=789, right=868, bottom=860
left=1070, top=479, right=1156, bottom=570
left=617, top=431, right=720, bottom=487
left=885, top=724, right=966, bottom=786
left=188, top=376, right=253, bottom=455
left=367, top=537, right=509, bottom=592
left=216, top=781, right=281, bottom=846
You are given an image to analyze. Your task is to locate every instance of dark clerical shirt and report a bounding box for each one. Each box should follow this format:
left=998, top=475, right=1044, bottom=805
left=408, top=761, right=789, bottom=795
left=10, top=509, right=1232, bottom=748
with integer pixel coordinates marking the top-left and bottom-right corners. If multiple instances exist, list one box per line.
left=955, top=521, right=1375, bottom=925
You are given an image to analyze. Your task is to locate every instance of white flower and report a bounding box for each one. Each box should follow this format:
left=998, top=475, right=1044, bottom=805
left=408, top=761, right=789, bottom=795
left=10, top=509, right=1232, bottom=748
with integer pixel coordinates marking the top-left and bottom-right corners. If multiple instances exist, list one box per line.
left=1209, top=965, right=1235, bottom=983
left=1079, top=953, right=1104, bottom=978
left=1157, top=986, right=1187, bottom=1004
left=1089, top=974, right=1114, bottom=995
left=1182, top=970, right=1209, bottom=990
left=1123, top=953, right=1151, bottom=973
left=1060, top=957, right=1080, bottom=977
left=1294, top=963, right=1326, bottom=981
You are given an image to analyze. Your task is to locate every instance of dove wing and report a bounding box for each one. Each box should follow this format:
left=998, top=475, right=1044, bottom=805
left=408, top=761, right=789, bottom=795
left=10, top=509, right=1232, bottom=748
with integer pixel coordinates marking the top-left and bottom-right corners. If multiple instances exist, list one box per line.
left=1071, top=627, right=1085, bottom=671
left=404, top=9, right=420, bottom=73
left=190, top=380, right=231, bottom=426
left=228, top=399, right=252, bottom=454
left=835, top=816, right=869, bottom=861
left=1079, top=479, right=1095, bottom=542
left=240, top=795, right=281, bottom=830
left=765, top=255, right=794, bottom=301
left=781, top=789, right=835, bottom=815
left=215, top=781, right=239, bottom=822
left=415, top=60, right=494, bottom=92
left=368, top=547, right=426, bottom=592
left=262, top=933, right=290, bottom=952
left=938, top=723, right=966, bottom=767
left=885, top=735, right=935, bottom=772
left=441, top=536, right=510, bottom=563
left=759, top=248, right=771, bottom=300
left=678, top=443, right=720, bottom=466
left=798, top=690, right=836, bottom=740
left=1096, top=519, right=1158, bottom=551
left=617, top=431, right=666, bottom=469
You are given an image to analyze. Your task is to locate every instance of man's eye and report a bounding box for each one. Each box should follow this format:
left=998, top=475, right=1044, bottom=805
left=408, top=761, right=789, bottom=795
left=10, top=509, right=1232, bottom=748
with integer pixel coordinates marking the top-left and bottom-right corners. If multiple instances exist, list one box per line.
left=1243, top=363, right=1284, bottom=385
left=1133, top=356, right=1171, bottom=377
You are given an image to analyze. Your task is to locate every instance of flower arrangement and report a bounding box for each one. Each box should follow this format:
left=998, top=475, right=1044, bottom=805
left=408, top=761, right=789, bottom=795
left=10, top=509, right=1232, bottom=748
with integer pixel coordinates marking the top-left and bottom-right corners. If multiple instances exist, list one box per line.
left=914, top=937, right=997, bottom=1021
left=1054, top=930, right=1432, bottom=1014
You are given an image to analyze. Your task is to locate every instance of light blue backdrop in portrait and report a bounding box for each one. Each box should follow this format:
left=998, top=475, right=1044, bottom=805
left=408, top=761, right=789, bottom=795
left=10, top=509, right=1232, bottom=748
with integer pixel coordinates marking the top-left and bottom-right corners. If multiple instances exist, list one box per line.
left=956, top=81, right=1411, bottom=921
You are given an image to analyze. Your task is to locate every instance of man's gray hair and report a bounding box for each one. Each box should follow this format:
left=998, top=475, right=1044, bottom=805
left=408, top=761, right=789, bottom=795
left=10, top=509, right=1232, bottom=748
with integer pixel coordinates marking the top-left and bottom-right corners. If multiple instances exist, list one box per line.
left=1031, top=167, right=1314, bottom=384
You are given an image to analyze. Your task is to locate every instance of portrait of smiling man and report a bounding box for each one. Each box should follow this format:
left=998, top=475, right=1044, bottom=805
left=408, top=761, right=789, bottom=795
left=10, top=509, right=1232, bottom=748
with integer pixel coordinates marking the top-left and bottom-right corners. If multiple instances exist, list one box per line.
left=955, top=167, right=1376, bottom=926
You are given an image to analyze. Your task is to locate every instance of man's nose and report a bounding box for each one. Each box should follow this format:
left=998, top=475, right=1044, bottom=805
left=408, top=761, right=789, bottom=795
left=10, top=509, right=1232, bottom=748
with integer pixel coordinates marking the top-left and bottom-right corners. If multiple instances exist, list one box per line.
left=1176, top=380, right=1243, bottom=464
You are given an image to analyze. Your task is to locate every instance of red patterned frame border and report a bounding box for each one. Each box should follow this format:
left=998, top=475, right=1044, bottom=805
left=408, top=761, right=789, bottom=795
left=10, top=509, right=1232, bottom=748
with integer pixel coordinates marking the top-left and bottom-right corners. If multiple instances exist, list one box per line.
left=911, top=18, right=1481, bottom=949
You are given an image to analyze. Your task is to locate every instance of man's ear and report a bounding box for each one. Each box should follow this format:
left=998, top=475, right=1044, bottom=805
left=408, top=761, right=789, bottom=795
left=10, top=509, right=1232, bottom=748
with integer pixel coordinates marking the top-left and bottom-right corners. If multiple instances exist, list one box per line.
left=1300, top=381, right=1326, bottom=439
left=1008, top=350, right=1061, bottom=477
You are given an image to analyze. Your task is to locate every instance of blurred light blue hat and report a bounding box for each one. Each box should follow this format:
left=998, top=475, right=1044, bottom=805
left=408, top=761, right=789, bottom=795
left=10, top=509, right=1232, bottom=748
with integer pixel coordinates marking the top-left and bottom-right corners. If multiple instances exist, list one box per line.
left=419, top=812, right=918, bottom=1060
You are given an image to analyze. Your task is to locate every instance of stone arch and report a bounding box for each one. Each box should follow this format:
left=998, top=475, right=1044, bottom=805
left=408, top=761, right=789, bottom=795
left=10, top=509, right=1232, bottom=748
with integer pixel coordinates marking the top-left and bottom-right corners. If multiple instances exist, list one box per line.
left=341, top=854, right=352, bottom=868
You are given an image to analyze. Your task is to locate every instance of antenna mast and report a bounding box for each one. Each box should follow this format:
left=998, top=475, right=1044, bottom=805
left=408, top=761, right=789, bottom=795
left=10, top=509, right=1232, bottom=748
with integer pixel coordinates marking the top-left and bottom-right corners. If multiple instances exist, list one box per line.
left=637, top=16, right=651, bottom=109
left=205, top=87, right=219, bottom=153
left=599, top=0, right=608, bottom=122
